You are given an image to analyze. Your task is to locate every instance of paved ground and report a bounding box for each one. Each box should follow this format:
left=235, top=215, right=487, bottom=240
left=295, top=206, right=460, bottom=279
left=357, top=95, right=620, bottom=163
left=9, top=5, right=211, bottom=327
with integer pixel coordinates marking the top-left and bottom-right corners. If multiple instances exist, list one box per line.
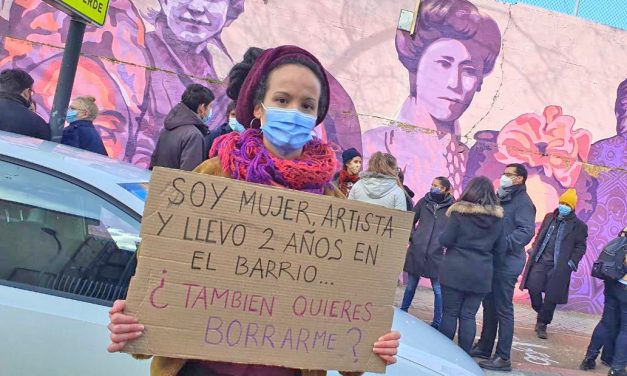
left=395, top=286, right=608, bottom=376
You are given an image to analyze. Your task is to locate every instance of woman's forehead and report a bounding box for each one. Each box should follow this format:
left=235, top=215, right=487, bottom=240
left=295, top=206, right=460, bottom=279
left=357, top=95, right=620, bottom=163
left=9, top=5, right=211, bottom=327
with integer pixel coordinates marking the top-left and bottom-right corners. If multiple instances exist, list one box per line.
left=267, top=65, right=321, bottom=97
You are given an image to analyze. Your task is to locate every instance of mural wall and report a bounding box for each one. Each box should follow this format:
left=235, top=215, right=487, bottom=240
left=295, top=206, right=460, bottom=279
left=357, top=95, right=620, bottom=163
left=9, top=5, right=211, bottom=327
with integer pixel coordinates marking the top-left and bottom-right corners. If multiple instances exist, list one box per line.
left=0, top=0, right=625, bottom=314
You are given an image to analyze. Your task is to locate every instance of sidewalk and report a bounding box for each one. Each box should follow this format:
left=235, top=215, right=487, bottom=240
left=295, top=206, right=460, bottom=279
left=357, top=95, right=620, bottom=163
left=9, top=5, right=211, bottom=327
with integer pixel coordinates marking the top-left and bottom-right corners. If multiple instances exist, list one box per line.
left=395, top=286, right=605, bottom=375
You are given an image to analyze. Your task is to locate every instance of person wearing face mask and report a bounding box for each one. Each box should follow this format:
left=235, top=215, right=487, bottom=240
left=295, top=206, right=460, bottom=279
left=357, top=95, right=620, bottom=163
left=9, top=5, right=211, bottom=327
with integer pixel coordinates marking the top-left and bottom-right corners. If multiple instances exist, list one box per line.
left=0, top=68, right=50, bottom=140
left=204, top=101, right=242, bottom=158
left=401, top=177, right=454, bottom=329
left=150, top=83, right=215, bottom=171
left=332, top=148, right=362, bottom=196
left=474, top=163, right=536, bottom=372
left=520, top=189, right=588, bottom=339
left=107, top=46, right=401, bottom=376
left=60, top=96, right=108, bottom=156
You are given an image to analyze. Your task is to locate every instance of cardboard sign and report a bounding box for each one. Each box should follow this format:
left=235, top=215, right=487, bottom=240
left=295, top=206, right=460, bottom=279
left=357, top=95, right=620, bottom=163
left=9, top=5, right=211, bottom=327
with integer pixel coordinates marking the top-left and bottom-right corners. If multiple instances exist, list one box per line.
left=44, top=0, right=110, bottom=27
left=124, top=167, right=414, bottom=373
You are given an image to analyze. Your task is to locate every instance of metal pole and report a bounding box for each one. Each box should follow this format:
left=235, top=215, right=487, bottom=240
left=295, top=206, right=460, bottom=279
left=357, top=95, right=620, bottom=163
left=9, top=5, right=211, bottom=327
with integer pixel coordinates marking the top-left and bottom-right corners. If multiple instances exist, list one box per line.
left=49, top=18, right=86, bottom=142
left=573, top=0, right=581, bottom=17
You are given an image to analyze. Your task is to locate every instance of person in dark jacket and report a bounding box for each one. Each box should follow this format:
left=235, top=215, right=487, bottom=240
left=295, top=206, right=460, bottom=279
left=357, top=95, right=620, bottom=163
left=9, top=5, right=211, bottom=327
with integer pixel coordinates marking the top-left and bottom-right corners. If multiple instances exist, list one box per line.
left=60, top=96, right=108, bottom=155
left=438, top=176, right=506, bottom=354
left=580, top=228, right=627, bottom=373
left=151, top=84, right=215, bottom=171
left=474, top=163, right=536, bottom=372
left=520, top=188, right=588, bottom=339
left=205, top=101, right=241, bottom=158
left=401, top=176, right=454, bottom=329
left=0, top=69, right=50, bottom=140
left=333, top=148, right=362, bottom=196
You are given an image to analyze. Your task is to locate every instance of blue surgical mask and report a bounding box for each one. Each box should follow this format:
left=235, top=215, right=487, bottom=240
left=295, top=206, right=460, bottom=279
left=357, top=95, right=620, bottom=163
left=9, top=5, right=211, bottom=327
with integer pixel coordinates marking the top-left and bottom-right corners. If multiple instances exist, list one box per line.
left=228, top=117, right=245, bottom=133
left=260, top=104, right=317, bottom=155
left=500, top=175, right=513, bottom=188
left=202, top=108, right=213, bottom=125
left=430, top=187, right=442, bottom=194
left=558, top=204, right=572, bottom=216
left=66, top=109, right=79, bottom=124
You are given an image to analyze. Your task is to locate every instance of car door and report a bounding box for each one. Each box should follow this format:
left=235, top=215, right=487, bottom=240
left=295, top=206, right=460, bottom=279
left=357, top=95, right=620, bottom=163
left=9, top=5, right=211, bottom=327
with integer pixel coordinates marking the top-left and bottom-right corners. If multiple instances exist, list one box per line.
left=0, top=160, right=149, bottom=375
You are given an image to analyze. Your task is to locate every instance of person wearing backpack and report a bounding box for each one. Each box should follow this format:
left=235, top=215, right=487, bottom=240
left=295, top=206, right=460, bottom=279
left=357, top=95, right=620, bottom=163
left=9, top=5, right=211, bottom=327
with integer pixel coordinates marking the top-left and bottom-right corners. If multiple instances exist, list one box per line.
left=520, top=189, right=588, bottom=340
left=580, top=228, right=627, bottom=376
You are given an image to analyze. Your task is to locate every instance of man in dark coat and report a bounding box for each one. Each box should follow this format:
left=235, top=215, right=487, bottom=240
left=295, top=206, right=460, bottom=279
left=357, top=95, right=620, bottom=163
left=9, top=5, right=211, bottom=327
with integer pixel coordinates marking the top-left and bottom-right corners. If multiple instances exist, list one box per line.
left=0, top=69, right=49, bottom=140
left=474, top=163, right=536, bottom=372
left=401, top=177, right=454, bottom=329
left=521, top=189, right=588, bottom=339
left=151, top=84, right=214, bottom=171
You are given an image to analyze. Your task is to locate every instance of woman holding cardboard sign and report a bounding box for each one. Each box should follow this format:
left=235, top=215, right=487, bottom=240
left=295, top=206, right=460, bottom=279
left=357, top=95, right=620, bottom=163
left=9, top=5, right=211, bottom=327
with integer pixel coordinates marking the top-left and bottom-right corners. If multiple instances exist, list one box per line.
left=107, top=45, right=400, bottom=376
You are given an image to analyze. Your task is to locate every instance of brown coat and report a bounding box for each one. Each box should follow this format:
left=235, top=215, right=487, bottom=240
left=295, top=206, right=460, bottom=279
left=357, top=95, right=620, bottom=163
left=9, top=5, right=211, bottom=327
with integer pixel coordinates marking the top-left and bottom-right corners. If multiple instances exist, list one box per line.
left=134, top=157, right=354, bottom=376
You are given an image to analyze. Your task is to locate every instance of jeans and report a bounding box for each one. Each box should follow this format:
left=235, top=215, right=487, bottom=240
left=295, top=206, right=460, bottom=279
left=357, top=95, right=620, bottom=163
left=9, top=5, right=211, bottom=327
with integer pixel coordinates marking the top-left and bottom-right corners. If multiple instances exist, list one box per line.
left=585, top=282, right=619, bottom=364
left=439, top=285, right=485, bottom=353
left=529, top=291, right=557, bottom=324
left=477, top=271, right=518, bottom=360
left=603, top=282, right=627, bottom=370
left=401, top=273, right=443, bottom=327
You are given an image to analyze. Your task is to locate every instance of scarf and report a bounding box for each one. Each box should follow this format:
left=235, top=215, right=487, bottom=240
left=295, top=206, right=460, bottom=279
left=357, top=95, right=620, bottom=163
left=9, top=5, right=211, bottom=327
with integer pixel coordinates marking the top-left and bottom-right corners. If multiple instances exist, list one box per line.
left=210, top=129, right=336, bottom=194
left=338, top=169, right=359, bottom=196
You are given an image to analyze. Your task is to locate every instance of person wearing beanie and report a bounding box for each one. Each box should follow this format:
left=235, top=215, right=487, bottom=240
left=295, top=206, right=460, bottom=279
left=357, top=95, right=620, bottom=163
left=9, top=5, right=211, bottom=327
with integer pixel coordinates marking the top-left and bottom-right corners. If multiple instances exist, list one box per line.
left=333, top=147, right=363, bottom=196
left=520, top=188, right=588, bottom=340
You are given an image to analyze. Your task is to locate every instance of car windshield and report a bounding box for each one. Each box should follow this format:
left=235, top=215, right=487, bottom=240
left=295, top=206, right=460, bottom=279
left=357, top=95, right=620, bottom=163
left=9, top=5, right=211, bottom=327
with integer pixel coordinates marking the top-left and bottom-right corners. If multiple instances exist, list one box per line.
left=119, top=182, right=148, bottom=201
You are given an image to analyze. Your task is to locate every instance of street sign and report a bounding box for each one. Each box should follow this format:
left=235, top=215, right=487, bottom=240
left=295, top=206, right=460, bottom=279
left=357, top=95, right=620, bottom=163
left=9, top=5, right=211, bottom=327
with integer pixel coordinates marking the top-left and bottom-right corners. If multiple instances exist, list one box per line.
left=44, top=0, right=110, bottom=27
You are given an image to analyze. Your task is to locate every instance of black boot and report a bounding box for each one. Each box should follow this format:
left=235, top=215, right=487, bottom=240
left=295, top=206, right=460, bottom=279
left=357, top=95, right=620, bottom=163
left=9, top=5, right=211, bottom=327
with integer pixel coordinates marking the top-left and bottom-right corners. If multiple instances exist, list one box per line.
left=479, top=356, right=512, bottom=372
left=608, top=368, right=627, bottom=376
left=469, top=343, right=491, bottom=360
left=579, top=358, right=596, bottom=370
left=537, top=322, right=548, bottom=339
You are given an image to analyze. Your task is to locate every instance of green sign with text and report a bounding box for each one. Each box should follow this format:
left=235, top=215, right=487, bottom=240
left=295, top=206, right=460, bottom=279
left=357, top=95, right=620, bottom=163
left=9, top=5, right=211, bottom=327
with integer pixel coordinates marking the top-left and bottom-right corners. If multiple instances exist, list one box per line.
left=45, top=0, right=110, bottom=27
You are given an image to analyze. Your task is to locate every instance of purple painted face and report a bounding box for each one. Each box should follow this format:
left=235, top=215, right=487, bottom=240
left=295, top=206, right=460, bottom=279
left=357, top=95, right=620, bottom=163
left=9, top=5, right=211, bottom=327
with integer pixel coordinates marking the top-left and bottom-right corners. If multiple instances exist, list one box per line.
left=415, top=38, right=485, bottom=123
left=161, top=0, right=230, bottom=44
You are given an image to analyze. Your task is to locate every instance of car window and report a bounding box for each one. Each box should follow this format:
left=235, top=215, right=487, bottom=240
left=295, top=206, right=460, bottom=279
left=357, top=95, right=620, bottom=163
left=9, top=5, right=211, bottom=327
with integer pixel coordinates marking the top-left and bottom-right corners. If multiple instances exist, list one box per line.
left=0, top=161, right=139, bottom=304
left=119, top=182, right=148, bottom=201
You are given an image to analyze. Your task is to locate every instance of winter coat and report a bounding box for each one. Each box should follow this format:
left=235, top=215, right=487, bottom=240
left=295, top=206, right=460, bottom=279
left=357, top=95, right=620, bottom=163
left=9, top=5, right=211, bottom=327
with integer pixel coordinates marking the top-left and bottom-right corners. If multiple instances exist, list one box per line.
left=438, top=201, right=507, bottom=294
left=403, top=193, right=455, bottom=278
left=348, top=172, right=407, bottom=211
left=402, top=184, right=415, bottom=212
left=520, top=210, right=588, bottom=304
left=150, top=103, right=207, bottom=171
left=0, top=94, right=50, bottom=140
left=61, top=120, right=108, bottom=156
left=204, top=122, right=232, bottom=158
left=132, top=157, right=356, bottom=376
left=498, top=184, right=536, bottom=275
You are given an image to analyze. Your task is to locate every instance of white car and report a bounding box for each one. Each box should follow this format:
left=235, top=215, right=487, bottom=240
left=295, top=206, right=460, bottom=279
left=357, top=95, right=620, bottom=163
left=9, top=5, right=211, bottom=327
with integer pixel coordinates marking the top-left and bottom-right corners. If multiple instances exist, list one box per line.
left=0, top=131, right=483, bottom=376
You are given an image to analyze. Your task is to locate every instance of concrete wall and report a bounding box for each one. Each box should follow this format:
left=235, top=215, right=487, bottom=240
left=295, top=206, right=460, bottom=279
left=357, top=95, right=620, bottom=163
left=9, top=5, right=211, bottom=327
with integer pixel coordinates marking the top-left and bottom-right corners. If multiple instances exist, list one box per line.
left=1, top=0, right=625, bottom=313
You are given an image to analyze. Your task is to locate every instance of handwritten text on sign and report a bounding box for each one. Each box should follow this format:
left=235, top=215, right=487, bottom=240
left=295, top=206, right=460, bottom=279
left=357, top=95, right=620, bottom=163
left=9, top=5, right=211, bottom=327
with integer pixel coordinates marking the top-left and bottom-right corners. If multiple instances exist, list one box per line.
left=124, top=167, right=413, bottom=372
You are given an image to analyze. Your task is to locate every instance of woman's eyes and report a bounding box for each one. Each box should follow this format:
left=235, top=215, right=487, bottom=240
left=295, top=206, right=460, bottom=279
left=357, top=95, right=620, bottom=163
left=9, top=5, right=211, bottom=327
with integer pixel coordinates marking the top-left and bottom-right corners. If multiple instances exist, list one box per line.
left=436, top=60, right=452, bottom=69
left=462, top=67, right=478, bottom=75
left=275, top=97, right=288, bottom=105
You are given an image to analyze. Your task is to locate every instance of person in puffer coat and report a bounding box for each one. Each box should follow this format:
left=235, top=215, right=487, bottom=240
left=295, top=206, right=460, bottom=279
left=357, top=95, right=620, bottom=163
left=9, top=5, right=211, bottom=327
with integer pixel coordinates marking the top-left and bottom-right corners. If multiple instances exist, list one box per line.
left=348, top=152, right=407, bottom=211
left=401, top=176, right=454, bottom=329
left=438, top=176, right=507, bottom=354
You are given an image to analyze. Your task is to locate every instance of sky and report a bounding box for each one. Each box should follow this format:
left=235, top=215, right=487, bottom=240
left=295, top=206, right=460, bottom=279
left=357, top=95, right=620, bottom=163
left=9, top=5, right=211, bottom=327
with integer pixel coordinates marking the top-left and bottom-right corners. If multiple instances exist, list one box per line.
left=498, top=0, right=627, bottom=30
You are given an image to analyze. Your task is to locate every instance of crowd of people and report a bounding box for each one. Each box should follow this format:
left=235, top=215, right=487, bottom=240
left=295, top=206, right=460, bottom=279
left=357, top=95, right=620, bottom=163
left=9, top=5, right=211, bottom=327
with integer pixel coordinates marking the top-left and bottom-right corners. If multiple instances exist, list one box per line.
left=0, top=43, right=625, bottom=376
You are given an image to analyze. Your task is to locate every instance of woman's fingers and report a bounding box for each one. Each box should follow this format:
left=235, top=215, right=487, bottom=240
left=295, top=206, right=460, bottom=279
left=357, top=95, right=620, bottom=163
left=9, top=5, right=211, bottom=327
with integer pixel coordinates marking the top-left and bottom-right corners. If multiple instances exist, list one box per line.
left=378, top=355, right=397, bottom=365
left=109, top=300, right=126, bottom=316
left=108, top=322, right=144, bottom=334
left=377, top=330, right=401, bottom=342
left=107, top=341, right=127, bottom=353
left=110, top=312, right=139, bottom=325
left=110, top=331, right=143, bottom=345
left=372, top=345, right=398, bottom=356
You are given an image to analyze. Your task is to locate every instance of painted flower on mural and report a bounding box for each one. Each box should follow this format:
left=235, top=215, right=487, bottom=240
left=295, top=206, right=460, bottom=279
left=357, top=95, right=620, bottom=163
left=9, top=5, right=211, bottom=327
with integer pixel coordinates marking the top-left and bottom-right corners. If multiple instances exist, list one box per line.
left=495, top=105, right=592, bottom=188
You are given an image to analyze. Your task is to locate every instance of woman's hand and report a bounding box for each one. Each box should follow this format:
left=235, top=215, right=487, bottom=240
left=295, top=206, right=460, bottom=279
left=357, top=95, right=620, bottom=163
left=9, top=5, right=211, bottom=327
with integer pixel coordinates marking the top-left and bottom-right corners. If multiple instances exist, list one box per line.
left=372, top=330, right=401, bottom=365
left=107, top=299, right=144, bottom=352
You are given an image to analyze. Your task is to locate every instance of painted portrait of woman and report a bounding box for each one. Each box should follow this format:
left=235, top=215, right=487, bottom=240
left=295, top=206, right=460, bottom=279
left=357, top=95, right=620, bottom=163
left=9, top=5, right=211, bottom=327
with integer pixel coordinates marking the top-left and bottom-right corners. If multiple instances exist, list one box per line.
left=362, top=0, right=501, bottom=195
